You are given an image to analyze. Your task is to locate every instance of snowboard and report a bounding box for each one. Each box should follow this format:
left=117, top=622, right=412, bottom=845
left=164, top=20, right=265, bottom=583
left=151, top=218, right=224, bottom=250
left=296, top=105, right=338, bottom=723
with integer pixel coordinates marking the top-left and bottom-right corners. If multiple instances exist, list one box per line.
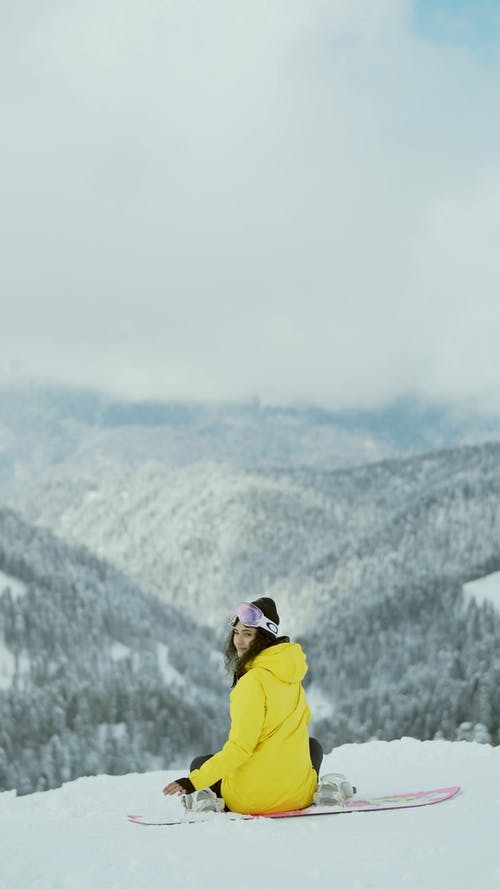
left=128, top=785, right=460, bottom=826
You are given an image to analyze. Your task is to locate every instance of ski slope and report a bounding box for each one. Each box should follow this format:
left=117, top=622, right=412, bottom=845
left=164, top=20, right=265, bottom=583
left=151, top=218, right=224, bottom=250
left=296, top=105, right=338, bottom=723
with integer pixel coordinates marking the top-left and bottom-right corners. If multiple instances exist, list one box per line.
left=1, top=738, right=499, bottom=889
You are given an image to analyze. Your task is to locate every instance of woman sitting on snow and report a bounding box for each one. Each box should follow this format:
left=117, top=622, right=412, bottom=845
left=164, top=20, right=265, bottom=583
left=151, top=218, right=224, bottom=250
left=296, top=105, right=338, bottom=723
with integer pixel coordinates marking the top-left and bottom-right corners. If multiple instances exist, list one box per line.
left=162, top=598, right=353, bottom=814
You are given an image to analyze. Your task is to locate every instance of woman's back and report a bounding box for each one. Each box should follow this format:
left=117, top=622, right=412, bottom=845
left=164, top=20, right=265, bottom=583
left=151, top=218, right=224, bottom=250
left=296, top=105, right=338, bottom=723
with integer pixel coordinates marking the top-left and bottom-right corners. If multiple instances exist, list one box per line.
left=220, top=642, right=317, bottom=814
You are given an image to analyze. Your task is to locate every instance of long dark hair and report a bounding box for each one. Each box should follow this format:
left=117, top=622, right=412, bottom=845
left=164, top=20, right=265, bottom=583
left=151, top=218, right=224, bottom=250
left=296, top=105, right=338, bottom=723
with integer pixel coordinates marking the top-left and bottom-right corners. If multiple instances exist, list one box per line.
left=224, top=627, right=288, bottom=686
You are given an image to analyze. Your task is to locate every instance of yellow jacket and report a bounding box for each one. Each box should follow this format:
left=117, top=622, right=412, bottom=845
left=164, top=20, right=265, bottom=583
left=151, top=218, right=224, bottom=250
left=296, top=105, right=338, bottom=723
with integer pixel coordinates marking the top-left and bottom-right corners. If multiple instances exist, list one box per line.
left=188, top=642, right=318, bottom=814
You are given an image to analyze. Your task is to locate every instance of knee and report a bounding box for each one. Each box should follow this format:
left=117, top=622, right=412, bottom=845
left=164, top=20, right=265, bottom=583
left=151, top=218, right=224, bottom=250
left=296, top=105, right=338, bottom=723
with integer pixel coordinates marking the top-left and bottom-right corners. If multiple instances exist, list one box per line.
left=309, top=736, right=324, bottom=773
left=189, top=754, right=213, bottom=772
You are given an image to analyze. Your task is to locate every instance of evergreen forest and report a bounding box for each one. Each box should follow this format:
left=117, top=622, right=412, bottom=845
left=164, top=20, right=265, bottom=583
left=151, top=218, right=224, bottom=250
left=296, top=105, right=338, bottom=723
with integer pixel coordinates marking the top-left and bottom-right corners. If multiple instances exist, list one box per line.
left=2, top=439, right=500, bottom=795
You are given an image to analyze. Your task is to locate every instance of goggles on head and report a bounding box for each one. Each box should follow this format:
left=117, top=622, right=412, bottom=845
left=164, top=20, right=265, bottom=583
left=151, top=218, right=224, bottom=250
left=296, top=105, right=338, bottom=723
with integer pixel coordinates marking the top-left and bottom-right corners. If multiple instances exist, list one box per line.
left=230, top=602, right=279, bottom=638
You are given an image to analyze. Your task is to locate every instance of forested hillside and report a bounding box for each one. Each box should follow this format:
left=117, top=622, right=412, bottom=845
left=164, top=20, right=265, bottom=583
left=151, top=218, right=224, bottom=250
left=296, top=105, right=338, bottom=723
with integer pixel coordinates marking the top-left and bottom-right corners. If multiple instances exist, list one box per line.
left=3, top=441, right=500, bottom=797
left=10, top=443, right=500, bottom=632
left=9, top=463, right=347, bottom=626
left=0, top=509, right=227, bottom=795
left=297, top=445, right=500, bottom=747
left=302, top=577, right=500, bottom=749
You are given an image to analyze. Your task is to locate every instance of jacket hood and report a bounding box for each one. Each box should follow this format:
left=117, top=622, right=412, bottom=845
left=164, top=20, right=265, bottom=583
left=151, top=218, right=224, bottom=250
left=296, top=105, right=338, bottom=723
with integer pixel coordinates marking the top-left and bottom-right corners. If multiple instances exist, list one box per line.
left=247, top=642, right=308, bottom=684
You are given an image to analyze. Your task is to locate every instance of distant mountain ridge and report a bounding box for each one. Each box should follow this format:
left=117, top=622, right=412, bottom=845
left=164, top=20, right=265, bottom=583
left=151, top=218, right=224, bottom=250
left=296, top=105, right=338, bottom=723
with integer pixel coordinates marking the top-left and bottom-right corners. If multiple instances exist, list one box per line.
left=2, top=382, right=500, bottom=495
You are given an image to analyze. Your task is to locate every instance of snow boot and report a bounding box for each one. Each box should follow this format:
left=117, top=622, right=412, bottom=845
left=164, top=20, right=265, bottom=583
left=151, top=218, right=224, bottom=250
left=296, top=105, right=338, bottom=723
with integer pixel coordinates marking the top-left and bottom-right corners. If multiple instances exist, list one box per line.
left=182, top=787, right=225, bottom=813
left=313, top=773, right=356, bottom=806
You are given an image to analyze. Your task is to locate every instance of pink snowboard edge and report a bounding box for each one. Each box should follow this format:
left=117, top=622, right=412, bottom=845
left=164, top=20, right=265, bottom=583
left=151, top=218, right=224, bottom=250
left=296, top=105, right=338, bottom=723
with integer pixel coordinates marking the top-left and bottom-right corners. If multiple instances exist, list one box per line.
left=128, top=785, right=461, bottom=825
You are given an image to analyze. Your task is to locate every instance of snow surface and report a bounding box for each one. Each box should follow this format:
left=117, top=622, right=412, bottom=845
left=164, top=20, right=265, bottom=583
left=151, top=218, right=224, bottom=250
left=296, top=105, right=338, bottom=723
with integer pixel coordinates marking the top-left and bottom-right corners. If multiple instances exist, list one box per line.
left=0, top=635, right=15, bottom=691
left=0, top=639, right=28, bottom=691
left=463, top=570, right=500, bottom=610
left=110, top=641, right=131, bottom=662
left=108, top=642, right=184, bottom=686
left=304, top=683, right=334, bottom=720
left=0, top=570, right=26, bottom=600
left=1, top=738, right=499, bottom=889
left=156, top=642, right=185, bottom=686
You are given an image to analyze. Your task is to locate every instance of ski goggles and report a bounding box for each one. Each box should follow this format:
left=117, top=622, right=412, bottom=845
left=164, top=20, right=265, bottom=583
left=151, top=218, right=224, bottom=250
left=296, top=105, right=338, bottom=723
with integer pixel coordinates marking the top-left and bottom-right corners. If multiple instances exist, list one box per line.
left=230, top=602, right=279, bottom=637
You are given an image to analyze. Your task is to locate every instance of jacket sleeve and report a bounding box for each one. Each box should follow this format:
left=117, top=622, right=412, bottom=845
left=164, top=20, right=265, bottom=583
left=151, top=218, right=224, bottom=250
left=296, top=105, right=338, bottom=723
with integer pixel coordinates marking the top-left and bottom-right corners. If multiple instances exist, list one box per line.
left=188, top=672, right=266, bottom=791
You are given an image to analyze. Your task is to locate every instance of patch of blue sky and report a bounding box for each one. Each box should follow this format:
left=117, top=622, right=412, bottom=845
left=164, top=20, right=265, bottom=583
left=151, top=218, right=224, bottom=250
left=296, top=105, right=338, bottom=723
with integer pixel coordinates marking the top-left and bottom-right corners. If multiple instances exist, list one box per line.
left=413, top=0, right=500, bottom=51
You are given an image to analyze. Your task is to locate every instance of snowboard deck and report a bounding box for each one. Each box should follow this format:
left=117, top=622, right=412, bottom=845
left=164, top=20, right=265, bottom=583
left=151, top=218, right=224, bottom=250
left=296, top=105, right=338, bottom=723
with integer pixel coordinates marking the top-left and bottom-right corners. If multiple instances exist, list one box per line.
left=128, top=785, right=460, bottom=826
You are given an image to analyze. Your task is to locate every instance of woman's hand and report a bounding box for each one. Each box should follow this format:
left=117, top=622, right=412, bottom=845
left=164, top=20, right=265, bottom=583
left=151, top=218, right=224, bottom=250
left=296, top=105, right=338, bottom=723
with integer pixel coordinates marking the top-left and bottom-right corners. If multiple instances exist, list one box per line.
left=162, top=780, right=188, bottom=796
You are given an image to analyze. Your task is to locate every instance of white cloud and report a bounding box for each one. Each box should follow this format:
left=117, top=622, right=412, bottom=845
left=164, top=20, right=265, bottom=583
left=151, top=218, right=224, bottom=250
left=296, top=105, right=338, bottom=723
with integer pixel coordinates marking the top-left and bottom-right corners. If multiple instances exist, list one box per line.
left=1, top=0, right=500, bottom=408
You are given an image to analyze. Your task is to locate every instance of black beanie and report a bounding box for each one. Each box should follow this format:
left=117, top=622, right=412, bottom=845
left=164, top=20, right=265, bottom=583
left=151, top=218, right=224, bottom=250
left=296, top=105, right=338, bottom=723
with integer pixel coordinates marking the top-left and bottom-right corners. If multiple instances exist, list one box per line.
left=252, top=597, right=280, bottom=639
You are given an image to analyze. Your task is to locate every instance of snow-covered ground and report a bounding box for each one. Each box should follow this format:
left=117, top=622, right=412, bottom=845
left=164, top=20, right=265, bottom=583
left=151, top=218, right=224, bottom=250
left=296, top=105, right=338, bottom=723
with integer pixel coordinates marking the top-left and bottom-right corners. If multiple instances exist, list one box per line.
left=0, top=570, right=26, bottom=600
left=1, top=738, right=499, bottom=889
left=463, top=570, right=500, bottom=610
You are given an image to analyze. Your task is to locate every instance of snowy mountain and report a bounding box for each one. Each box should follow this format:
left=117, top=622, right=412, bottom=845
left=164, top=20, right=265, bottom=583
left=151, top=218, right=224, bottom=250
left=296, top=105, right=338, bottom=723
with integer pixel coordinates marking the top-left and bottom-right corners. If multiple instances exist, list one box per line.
left=9, top=442, right=500, bottom=628
left=0, top=508, right=227, bottom=796
left=2, top=382, right=500, bottom=495
left=8, top=462, right=345, bottom=627
left=3, top=383, right=500, bottom=794
left=2, top=738, right=499, bottom=889
left=7, top=442, right=500, bottom=753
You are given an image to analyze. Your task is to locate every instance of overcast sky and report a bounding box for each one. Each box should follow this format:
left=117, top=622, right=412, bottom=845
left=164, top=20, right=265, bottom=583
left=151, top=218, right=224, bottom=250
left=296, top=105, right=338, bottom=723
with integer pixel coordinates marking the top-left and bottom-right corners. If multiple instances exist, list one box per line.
left=2, top=0, right=500, bottom=410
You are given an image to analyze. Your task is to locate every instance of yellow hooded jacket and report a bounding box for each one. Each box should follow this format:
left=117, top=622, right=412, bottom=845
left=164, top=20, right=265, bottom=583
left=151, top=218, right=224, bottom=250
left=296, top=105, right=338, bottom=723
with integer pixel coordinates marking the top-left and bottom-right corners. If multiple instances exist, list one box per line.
left=188, top=642, right=318, bottom=814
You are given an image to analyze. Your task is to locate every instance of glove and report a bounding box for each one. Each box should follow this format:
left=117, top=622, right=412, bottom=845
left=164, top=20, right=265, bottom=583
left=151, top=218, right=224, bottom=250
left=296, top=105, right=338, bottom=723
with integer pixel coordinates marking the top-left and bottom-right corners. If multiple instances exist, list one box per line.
left=174, top=777, right=195, bottom=793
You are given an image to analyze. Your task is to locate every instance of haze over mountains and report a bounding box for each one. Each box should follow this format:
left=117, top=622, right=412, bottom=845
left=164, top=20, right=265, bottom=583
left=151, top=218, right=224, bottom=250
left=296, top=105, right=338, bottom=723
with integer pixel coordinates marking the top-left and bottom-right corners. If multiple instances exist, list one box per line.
left=2, top=382, right=500, bottom=495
